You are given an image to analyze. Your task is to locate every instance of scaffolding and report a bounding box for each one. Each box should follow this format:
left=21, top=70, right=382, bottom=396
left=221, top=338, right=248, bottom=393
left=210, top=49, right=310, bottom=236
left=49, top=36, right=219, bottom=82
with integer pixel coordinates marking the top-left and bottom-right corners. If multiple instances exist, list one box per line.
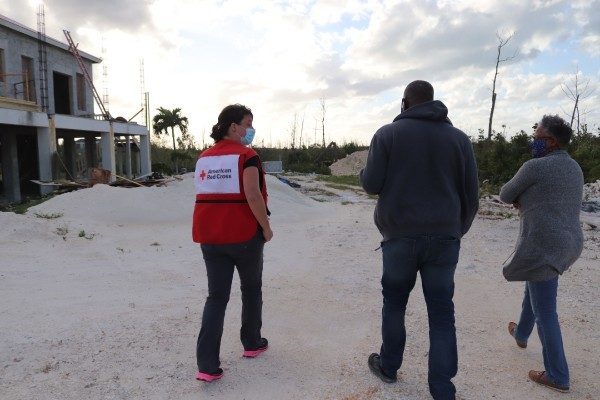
left=37, top=4, right=49, bottom=112
left=63, top=30, right=112, bottom=120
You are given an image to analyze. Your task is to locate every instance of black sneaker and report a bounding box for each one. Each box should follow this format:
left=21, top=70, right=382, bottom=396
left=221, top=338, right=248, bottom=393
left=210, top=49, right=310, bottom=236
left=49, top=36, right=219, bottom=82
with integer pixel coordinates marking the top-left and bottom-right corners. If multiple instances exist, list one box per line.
left=243, top=338, right=268, bottom=358
left=368, top=353, right=397, bottom=383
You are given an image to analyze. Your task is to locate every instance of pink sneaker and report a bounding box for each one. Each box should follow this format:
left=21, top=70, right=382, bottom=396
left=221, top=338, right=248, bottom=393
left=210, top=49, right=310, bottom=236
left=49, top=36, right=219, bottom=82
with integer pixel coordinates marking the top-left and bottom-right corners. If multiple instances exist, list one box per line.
left=196, top=368, right=223, bottom=382
left=243, top=338, right=268, bottom=358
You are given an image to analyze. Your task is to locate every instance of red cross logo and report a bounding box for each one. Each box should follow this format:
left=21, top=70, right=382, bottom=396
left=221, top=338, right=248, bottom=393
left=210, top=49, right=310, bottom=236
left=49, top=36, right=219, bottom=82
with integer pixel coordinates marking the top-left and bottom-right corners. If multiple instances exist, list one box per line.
left=199, top=170, right=207, bottom=181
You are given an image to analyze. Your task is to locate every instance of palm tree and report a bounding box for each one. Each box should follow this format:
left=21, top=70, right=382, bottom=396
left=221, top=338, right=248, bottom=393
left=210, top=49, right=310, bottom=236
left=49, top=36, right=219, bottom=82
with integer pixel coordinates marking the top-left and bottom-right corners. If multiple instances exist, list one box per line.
left=153, top=107, right=189, bottom=173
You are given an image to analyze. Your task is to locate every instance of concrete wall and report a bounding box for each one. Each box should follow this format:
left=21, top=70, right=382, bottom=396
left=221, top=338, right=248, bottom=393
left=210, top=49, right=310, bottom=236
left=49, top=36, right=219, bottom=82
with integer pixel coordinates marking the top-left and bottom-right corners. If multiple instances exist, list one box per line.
left=0, top=26, right=95, bottom=115
left=0, top=21, right=152, bottom=203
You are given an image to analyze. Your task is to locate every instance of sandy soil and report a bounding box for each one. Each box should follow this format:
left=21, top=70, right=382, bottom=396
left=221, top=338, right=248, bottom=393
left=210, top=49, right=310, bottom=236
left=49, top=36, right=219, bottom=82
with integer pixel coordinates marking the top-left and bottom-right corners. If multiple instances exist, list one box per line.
left=1, top=174, right=598, bottom=400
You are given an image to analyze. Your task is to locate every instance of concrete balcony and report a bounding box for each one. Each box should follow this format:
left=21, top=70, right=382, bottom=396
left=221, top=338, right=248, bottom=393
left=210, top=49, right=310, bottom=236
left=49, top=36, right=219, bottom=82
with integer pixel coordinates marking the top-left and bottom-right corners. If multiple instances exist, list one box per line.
left=0, top=73, right=41, bottom=112
left=0, top=74, right=39, bottom=112
left=0, top=96, right=40, bottom=112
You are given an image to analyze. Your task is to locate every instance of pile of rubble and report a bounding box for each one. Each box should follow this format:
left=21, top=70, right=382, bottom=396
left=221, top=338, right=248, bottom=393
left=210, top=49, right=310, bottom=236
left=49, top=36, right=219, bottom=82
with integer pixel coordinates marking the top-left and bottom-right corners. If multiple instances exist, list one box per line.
left=584, top=179, right=600, bottom=202
left=329, top=150, right=369, bottom=176
left=477, top=195, right=518, bottom=220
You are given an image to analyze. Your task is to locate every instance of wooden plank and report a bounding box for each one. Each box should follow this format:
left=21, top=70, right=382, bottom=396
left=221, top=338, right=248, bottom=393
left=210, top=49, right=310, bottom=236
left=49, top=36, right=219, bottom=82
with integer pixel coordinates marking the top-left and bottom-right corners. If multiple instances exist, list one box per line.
left=30, top=180, right=61, bottom=186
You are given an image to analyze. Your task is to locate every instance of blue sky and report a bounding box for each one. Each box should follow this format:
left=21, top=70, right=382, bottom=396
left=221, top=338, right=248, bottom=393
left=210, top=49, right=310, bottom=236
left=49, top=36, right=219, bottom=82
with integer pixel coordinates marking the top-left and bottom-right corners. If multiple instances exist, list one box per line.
left=1, top=0, right=599, bottom=146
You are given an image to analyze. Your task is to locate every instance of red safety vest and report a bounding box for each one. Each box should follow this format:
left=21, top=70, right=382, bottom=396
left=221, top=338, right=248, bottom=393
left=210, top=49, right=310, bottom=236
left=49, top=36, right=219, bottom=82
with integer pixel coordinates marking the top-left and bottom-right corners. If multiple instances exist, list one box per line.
left=192, top=139, right=268, bottom=244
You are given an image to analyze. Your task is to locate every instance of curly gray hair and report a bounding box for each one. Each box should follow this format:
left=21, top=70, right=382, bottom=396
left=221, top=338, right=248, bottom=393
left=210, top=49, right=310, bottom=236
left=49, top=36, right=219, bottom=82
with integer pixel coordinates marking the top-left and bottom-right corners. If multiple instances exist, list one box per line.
left=538, top=115, right=573, bottom=147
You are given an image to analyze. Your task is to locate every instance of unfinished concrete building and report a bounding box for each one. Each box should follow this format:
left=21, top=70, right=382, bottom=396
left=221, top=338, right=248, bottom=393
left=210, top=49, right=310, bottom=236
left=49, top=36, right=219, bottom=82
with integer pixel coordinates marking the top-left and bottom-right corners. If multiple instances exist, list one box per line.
left=0, top=13, right=151, bottom=203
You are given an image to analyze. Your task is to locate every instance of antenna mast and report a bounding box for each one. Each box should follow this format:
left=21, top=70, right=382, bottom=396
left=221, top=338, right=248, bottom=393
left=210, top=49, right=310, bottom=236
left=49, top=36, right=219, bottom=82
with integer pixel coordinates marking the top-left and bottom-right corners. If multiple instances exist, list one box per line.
left=102, top=37, right=110, bottom=114
left=139, top=59, right=145, bottom=124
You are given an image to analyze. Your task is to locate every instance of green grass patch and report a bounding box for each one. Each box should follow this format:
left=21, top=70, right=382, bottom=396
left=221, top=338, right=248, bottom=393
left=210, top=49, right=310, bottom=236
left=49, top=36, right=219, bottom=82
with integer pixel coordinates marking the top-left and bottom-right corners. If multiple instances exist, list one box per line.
left=315, top=175, right=360, bottom=187
left=34, top=212, right=63, bottom=219
left=304, top=187, right=337, bottom=197
left=479, top=180, right=502, bottom=198
left=324, top=183, right=354, bottom=191
left=324, top=183, right=374, bottom=200
left=55, top=225, right=69, bottom=239
left=0, top=195, right=55, bottom=214
left=78, top=230, right=95, bottom=240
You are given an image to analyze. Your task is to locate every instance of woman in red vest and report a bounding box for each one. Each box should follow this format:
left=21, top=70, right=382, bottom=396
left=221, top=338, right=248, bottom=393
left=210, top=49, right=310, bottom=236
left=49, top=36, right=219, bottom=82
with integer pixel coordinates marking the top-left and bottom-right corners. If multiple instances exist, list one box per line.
left=193, top=104, right=273, bottom=382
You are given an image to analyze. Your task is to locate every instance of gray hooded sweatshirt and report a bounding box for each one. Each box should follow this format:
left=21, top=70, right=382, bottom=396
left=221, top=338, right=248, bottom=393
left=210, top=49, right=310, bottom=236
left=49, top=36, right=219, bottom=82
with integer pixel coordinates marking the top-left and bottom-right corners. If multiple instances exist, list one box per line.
left=360, top=100, right=479, bottom=240
left=499, top=150, right=584, bottom=281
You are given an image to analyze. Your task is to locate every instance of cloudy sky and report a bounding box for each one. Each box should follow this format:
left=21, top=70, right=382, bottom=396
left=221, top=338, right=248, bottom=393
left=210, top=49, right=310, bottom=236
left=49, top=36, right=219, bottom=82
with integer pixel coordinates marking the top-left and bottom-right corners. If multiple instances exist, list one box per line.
left=1, top=0, right=599, bottom=146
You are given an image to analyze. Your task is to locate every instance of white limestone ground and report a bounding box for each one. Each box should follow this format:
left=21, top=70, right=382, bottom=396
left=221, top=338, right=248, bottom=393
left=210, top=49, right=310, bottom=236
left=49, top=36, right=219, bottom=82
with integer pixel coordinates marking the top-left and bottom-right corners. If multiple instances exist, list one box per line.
left=0, top=174, right=598, bottom=400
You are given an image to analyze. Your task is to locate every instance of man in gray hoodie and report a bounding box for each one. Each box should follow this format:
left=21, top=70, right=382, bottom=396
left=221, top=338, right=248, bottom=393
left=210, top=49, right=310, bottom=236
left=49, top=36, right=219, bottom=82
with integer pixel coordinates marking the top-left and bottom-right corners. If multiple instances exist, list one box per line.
left=360, top=80, right=479, bottom=400
left=501, top=115, right=583, bottom=393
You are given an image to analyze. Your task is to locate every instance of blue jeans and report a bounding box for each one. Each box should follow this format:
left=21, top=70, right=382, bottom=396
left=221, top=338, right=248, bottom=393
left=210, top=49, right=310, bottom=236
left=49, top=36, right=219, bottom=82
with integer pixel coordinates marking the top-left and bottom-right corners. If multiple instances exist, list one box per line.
left=379, top=235, right=460, bottom=400
left=514, top=277, right=570, bottom=387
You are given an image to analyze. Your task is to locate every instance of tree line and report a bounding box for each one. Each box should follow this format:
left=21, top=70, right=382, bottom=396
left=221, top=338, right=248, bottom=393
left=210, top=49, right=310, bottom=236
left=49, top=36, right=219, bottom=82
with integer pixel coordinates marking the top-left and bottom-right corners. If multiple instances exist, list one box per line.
left=151, top=108, right=600, bottom=194
left=474, top=126, right=600, bottom=195
left=151, top=125, right=599, bottom=191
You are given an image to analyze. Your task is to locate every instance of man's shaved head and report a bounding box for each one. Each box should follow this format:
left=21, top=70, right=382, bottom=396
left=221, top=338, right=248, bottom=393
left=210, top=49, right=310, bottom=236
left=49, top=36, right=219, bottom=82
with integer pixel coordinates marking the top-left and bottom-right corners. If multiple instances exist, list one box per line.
left=403, top=80, right=434, bottom=108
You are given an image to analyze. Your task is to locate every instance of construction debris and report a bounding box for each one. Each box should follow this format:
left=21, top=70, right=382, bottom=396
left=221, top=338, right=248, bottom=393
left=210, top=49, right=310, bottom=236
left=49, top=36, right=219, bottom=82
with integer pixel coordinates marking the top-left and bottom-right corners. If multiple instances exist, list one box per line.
left=89, top=167, right=111, bottom=185
left=31, top=169, right=180, bottom=193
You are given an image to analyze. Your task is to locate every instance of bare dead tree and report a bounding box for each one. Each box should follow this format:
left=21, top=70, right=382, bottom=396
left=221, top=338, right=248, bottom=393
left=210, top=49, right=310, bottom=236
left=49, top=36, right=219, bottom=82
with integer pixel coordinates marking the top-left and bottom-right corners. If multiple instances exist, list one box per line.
left=488, top=31, right=518, bottom=140
left=320, top=98, right=326, bottom=147
left=561, top=68, right=595, bottom=134
left=289, top=113, right=297, bottom=149
left=299, top=113, right=305, bottom=148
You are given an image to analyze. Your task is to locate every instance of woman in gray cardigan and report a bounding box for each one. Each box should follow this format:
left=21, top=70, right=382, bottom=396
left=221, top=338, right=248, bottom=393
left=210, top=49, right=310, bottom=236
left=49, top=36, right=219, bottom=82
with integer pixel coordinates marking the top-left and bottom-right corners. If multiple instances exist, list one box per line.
left=499, top=115, right=583, bottom=393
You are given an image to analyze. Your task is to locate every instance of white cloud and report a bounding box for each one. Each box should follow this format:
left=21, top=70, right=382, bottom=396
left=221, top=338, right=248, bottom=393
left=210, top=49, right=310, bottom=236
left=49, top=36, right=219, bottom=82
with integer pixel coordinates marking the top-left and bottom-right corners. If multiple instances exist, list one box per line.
left=0, top=0, right=598, bottom=146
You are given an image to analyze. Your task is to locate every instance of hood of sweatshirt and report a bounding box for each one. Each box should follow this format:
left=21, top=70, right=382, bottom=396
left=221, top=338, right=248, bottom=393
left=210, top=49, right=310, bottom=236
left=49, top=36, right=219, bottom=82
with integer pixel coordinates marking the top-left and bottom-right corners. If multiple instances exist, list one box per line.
left=392, top=100, right=451, bottom=124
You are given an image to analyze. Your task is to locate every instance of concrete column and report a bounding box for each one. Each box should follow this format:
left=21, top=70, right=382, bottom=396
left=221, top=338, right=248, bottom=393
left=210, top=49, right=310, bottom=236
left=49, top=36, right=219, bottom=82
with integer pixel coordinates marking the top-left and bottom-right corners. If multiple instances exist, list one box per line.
left=114, top=138, right=121, bottom=176
left=100, top=124, right=116, bottom=182
left=133, top=152, right=140, bottom=176
left=139, top=134, right=151, bottom=176
left=48, top=116, right=58, bottom=180
left=63, top=136, right=76, bottom=179
left=36, top=127, right=55, bottom=196
left=85, top=136, right=97, bottom=170
left=1, top=131, right=21, bottom=202
left=125, top=136, right=132, bottom=178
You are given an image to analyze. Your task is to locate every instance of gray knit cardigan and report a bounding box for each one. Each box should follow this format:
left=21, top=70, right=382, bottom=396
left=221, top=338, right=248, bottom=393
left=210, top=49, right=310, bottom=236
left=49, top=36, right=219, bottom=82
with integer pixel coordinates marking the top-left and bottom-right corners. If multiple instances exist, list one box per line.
left=499, top=150, right=584, bottom=281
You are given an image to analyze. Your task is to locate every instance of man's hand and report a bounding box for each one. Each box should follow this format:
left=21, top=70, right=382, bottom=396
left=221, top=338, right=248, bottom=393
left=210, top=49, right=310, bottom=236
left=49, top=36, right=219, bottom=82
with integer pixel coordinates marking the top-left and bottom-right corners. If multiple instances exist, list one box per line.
left=262, top=227, right=274, bottom=242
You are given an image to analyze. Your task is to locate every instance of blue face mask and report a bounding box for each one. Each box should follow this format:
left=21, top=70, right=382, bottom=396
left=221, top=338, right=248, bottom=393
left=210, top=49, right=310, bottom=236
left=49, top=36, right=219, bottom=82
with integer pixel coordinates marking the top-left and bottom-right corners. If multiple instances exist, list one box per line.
left=241, top=127, right=255, bottom=145
left=530, top=138, right=548, bottom=158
